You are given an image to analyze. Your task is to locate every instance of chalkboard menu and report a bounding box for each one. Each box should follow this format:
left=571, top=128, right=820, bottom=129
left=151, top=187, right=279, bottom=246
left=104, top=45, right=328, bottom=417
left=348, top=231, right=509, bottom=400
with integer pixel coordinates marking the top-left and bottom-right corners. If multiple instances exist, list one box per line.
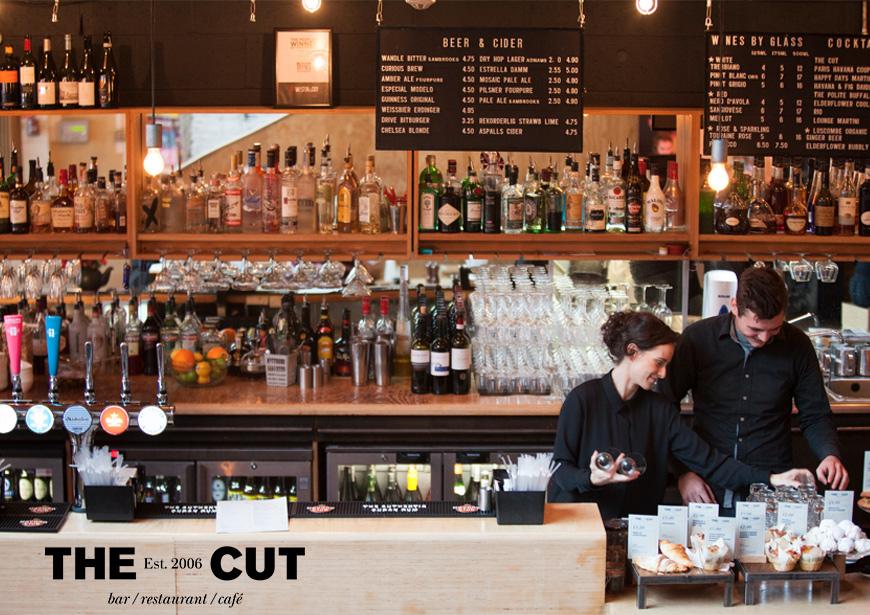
left=705, top=33, right=870, bottom=157
left=376, top=27, right=583, bottom=152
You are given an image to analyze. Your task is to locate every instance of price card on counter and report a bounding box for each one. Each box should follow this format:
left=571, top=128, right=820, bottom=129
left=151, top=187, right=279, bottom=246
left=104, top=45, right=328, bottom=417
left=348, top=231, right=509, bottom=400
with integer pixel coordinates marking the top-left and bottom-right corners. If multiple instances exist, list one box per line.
left=777, top=501, right=809, bottom=534
left=657, top=505, right=688, bottom=546
left=628, top=514, right=659, bottom=559
left=823, top=491, right=854, bottom=523
left=735, top=501, right=767, bottom=562
left=688, top=502, right=719, bottom=538
left=706, top=517, right=738, bottom=554
left=377, top=27, right=583, bottom=152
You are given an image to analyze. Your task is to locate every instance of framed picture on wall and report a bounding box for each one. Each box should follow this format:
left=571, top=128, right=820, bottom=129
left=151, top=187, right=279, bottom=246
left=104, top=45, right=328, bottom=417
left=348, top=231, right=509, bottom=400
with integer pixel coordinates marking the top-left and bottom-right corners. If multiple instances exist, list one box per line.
left=274, top=29, right=333, bottom=107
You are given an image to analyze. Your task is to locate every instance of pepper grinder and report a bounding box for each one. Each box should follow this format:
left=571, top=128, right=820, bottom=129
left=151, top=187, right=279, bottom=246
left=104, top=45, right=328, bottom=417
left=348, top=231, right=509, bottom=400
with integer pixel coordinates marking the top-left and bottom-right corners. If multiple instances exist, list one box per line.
left=45, top=315, right=62, bottom=405
left=3, top=314, right=23, bottom=403
left=119, top=342, right=132, bottom=405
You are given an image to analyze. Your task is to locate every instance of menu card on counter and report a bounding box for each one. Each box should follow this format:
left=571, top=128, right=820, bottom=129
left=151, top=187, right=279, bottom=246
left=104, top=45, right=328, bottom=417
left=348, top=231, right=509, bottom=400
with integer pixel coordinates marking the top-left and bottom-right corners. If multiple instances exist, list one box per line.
left=657, top=505, right=689, bottom=546
left=377, top=27, right=582, bottom=152
left=823, top=490, right=854, bottom=523
left=705, top=517, right=738, bottom=554
left=735, top=501, right=767, bottom=562
left=688, top=502, right=719, bottom=538
left=216, top=499, right=288, bottom=534
left=706, top=33, right=870, bottom=156
left=777, top=501, right=809, bottom=534
left=628, top=514, right=660, bottom=559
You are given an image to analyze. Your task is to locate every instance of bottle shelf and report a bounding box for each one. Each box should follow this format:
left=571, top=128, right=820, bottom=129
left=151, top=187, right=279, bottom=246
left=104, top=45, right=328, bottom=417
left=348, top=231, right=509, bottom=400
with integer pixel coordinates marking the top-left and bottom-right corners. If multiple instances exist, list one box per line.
left=0, top=108, right=125, bottom=117
left=698, top=234, right=870, bottom=260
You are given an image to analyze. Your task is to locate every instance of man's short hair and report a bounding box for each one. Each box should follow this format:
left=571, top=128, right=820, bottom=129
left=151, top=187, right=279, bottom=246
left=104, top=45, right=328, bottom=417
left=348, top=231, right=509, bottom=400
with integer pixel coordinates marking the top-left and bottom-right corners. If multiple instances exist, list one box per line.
left=736, top=267, right=788, bottom=320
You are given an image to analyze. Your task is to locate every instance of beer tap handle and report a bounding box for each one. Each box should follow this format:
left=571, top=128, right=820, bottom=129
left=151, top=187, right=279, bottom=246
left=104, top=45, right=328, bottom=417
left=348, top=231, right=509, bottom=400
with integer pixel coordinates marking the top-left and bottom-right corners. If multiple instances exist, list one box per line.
left=156, top=343, right=168, bottom=407
left=84, top=340, right=96, bottom=406
left=3, top=314, right=23, bottom=402
left=120, top=341, right=132, bottom=405
left=46, top=315, right=62, bottom=404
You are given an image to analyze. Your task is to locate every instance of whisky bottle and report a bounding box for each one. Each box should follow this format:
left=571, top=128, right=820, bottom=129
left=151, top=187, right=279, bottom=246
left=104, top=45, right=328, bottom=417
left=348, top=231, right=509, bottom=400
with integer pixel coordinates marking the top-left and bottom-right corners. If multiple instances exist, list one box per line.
left=51, top=168, right=74, bottom=232
left=783, top=166, right=808, bottom=236
left=9, top=168, right=29, bottom=234
left=767, top=161, right=789, bottom=233
left=30, top=166, right=51, bottom=233
left=501, top=164, right=524, bottom=233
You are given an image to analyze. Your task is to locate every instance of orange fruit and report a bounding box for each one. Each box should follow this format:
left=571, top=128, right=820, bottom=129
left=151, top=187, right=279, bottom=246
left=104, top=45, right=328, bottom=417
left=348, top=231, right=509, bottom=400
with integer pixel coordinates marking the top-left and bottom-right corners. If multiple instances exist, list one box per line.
left=206, top=346, right=229, bottom=361
left=170, top=349, right=195, bottom=372
left=219, top=328, right=236, bottom=345
left=193, top=352, right=204, bottom=362
left=195, top=361, right=212, bottom=377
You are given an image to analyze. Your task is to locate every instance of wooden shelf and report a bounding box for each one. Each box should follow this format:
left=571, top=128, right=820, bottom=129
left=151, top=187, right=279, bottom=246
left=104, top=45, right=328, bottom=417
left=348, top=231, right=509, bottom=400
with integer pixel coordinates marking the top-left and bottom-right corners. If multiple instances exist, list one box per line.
left=0, top=233, right=129, bottom=257
left=698, top=234, right=870, bottom=261
left=417, top=231, right=691, bottom=260
left=0, top=107, right=126, bottom=116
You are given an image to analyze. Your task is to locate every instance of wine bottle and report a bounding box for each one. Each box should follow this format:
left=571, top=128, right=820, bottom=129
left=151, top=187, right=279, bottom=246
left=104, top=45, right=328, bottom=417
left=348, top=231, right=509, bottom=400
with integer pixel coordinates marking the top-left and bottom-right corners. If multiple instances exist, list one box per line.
left=859, top=167, right=870, bottom=237
left=410, top=306, right=430, bottom=394
left=78, top=35, right=96, bottom=108
left=19, top=36, right=36, bottom=109
left=0, top=44, right=20, bottom=110
left=333, top=308, right=352, bottom=377
left=450, top=313, right=471, bottom=395
left=97, top=32, right=118, bottom=108
left=9, top=168, right=29, bottom=234
left=37, top=37, right=57, bottom=109
left=58, top=34, right=78, bottom=108
left=430, top=315, right=451, bottom=395
left=812, top=168, right=835, bottom=236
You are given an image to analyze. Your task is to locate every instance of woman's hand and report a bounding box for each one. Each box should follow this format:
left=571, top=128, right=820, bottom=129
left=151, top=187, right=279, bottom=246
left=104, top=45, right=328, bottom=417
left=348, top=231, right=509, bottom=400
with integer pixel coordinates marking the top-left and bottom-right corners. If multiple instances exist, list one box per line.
left=589, top=450, right=640, bottom=486
left=770, top=468, right=815, bottom=488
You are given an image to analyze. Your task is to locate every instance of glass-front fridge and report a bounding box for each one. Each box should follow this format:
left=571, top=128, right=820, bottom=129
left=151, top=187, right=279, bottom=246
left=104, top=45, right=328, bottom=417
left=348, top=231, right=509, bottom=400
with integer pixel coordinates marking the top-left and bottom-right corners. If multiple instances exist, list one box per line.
left=198, top=448, right=312, bottom=504
left=1, top=455, right=65, bottom=504
left=111, top=447, right=197, bottom=504
left=442, top=448, right=551, bottom=502
left=325, top=447, right=443, bottom=502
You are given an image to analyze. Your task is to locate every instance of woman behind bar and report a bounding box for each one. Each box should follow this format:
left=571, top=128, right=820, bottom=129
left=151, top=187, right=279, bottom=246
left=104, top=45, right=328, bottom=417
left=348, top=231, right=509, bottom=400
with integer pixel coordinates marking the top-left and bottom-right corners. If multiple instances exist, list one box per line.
left=548, top=311, right=811, bottom=518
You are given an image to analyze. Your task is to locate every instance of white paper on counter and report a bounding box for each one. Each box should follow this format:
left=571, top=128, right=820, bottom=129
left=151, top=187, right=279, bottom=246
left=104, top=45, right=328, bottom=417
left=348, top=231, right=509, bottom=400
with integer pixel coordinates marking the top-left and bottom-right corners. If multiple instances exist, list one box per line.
left=823, top=491, right=854, bottom=524
left=216, top=498, right=289, bottom=534
left=657, top=505, right=688, bottom=546
left=735, top=501, right=766, bottom=561
left=777, top=501, right=809, bottom=534
left=863, top=451, right=870, bottom=494
left=628, top=514, right=659, bottom=560
left=705, top=516, right=737, bottom=554
left=688, top=502, right=718, bottom=538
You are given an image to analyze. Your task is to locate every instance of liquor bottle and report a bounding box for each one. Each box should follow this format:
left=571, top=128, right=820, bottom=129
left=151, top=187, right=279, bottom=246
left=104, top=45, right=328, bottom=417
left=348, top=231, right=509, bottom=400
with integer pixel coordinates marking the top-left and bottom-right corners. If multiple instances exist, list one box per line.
left=542, top=167, right=563, bottom=233
left=297, top=298, right=316, bottom=366
left=462, top=159, right=483, bottom=232
left=625, top=154, right=644, bottom=233
left=584, top=161, right=605, bottom=233
left=97, top=32, right=118, bottom=108
left=784, top=166, right=808, bottom=235
left=73, top=168, right=95, bottom=232
left=37, top=37, right=57, bottom=109
left=430, top=314, right=451, bottom=395
left=411, top=305, right=431, bottom=394
left=560, top=161, right=581, bottom=231
left=603, top=159, right=625, bottom=233
left=68, top=295, right=90, bottom=366
left=77, top=35, right=96, bottom=108
left=418, top=154, right=441, bottom=232
left=404, top=465, right=423, bottom=502
left=698, top=161, right=716, bottom=235
left=316, top=144, right=336, bottom=233
left=837, top=160, right=857, bottom=235
left=316, top=299, right=334, bottom=362
left=438, top=159, right=462, bottom=233
left=280, top=146, right=299, bottom=234
left=643, top=164, right=665, bottom=233
left=621, top=139, right=631, bottom=181
left=364, top=466, right=382, bottom=503
left=94, top=176, right=114, bottom=232
left=0, top=44, right=20, bottom=110
left=297, top=143, right=317, bottom=233
left=261, top=146, right=280, bottom=233
left=638, top=157, right=651, bottom=198
left=393, top=265, right=412, bottom=378
left=523, top=164, right=543, bottom=233
left=357, top=296, right=376, bottom=379
left=501, top=164, right=524, bottom=233
left=767, top=162, right=788, bottom=233
left=242, top=150, right=262, bottom=233
left=467, top=465, right=481, bottom=503
left=482, top=153, right=502, bottom=234
left=663, top=161, right=685, bottom=232
left=19, top=36, right=36, bottom=109
left=183, top=174, right=205, bottom=233
left=733, top=161, right=750, bottom=203
left=0, top=157, right=9, bottom=234
left=359, top=155, right=383, bottom=234
left=180, top=293, right=201, bottom=353
left=383, top=466, right=402, bottom=502
left=336, top=147, right=359, bottom=233
left=450, top=313, right=471, bottom=395
left=222, top=155, right=242, bottom=232
left=333, top=308, right=352, bottom=377
left=50, top=168, right=73, bottom=232
left=204, top=175, right=222, bottom=233
left=9, top=168, right=29, bottom=234
left=58, top=34, right=78, bottom=108
left=812, top=168, right=835, bottom=236
left=747, top=161, right=776, bottom=234
left=715, top=184, right=749, bottom=234
left=160, top=296, right=181, bottom=357
left=22, top=159, right=36, bottom=197
left=452, top=464, right=466, bottom=499
left=30, top=166, right=51, bottom=233
left=859, top=167, right=870, bottom=237
left=139, top=299, right=159, bottom=376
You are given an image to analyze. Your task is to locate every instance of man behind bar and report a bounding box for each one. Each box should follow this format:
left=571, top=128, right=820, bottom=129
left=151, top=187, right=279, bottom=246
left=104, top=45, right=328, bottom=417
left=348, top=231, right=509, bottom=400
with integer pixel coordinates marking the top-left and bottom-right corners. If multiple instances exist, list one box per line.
left=663, top=266, right=848, bottom=510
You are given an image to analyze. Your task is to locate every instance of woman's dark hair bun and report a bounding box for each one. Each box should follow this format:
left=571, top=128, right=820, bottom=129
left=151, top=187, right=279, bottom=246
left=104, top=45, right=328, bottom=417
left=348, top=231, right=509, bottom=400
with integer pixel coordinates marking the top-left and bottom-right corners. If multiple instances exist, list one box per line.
left=600, top=311, right=679, bottom=362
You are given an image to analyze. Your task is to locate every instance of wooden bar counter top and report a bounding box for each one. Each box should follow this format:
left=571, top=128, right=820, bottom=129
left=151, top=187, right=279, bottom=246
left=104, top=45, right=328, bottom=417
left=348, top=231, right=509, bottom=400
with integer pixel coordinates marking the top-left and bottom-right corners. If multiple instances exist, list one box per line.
left=0, top=503, right=605, bottom=614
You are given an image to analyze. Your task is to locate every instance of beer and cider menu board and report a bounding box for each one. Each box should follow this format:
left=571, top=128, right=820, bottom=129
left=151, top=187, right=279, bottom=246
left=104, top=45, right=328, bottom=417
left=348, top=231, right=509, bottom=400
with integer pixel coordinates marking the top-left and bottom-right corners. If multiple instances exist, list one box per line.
left=376, top=27, right=583, bottom=152
left=705, top=33, right=870, bottom=156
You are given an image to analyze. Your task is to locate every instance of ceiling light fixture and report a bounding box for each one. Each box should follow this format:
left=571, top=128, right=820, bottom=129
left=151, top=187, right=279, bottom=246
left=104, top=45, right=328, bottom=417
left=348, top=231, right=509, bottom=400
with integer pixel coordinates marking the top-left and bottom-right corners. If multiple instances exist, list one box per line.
left=635, top=0, right=657, bottom=16
left=302, top=0, right=322, bottom=13
left=51, top=0, right=60, bottom=22
left=144, top=0, right=165, bottom=177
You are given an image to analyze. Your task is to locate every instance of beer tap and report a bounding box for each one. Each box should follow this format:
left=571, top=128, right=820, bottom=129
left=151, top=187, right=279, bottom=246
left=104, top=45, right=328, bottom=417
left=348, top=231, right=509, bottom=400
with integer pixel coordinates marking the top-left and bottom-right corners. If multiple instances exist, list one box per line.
left=120, top=341, right=132, bottom=406
left=46, top=314, right=62, bottom=405
left=3, top=314, right=24, bottom=403
left=84, top=340, right=97, bottom=406
left=156, top=342, right=168, bottom=407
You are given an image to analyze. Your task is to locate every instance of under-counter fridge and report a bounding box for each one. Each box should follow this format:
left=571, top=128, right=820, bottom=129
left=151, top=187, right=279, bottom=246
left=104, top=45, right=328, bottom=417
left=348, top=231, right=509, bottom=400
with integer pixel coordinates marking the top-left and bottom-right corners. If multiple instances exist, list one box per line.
left=325, top=447, right=444, bottom=502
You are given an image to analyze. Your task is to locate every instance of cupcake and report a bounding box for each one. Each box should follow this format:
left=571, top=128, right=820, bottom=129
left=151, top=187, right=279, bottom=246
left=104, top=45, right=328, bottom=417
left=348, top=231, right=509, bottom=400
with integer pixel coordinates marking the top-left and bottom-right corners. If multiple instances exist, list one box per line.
left=765, top=535, right=801, bottom=572
left=799, top=545, right=824, bottom=571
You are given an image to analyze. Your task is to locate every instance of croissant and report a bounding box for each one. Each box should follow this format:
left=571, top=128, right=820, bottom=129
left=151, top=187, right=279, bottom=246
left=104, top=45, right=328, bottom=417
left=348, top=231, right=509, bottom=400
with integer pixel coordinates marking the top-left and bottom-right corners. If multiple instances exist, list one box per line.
left=659, top=539, right=693, bottom=569
left=634, top=554, right=690, bottom=574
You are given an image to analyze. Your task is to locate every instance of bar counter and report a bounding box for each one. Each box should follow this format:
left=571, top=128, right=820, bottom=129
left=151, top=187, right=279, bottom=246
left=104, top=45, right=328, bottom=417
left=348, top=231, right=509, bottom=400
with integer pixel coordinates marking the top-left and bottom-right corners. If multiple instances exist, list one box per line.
left=0, top=503, right=605, bottom=614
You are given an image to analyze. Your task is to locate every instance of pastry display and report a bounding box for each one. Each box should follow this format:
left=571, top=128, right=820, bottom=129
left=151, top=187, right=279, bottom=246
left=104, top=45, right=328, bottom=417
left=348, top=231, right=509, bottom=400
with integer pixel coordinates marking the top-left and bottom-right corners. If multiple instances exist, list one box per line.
left=799, top=545, right=825, bottom=571
left=804, top=519, right=870, bottom=557
left=634, top=553, right=690, bottom=574
left=659, top=539, right=694, bottom=569
left=689, top=533, right=732, bottom=571
left=764, top=529, right=802, bottom=571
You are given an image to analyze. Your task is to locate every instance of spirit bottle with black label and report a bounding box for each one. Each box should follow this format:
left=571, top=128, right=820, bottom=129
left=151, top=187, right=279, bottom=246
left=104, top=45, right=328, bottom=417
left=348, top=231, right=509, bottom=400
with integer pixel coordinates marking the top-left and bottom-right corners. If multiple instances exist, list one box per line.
left=438, top=159, right=462, bottom=233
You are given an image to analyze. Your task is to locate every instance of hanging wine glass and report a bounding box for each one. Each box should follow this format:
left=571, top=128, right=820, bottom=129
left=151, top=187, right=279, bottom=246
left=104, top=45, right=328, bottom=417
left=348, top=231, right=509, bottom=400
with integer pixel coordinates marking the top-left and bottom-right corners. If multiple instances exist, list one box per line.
left=148, top=252, right=176, bottom=293
left=260, top=251, right=288, bottom=290
left=652, top=285, right=673, bottom=327
left=315, top=250, right=346, bottom=289
left=0, top=256, right=19, bottom=299
left=787, top=253, right=813, bottom=283
left=634, top=283, right=652, bottom=312
left=232, top=250, right=260, bottom=291
left=814, top=254, right=839, bottom=284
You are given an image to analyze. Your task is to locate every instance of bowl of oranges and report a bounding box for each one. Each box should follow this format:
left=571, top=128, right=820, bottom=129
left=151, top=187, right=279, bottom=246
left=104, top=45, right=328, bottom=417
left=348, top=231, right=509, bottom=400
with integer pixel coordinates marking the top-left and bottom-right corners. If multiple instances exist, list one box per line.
left=169, top=347, right=229, bottom=387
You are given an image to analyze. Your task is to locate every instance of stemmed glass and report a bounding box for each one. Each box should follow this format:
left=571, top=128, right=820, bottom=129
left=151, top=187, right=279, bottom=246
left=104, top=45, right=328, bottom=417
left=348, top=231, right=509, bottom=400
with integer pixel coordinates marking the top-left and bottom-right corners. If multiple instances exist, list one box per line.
left=22, top=256, right=44, bottom=300
left=652, top=285, right=673, bottom=327
left=315, top=250, right=346, bottom=289
left=342, top=253, right=374, bottom=297
left=814, top=254, right=839, bottom=284
left=64, top=257, right=82, bottom=292
left=45, top=256, right=67, bottom=303
left=634, top=284, right=652, bottom=312
left=787, top=253, right=813, bottom=283
left=232, top=250, right=260, bottom=291
left=0, top=256, right=18, bottom=299
left=259, top=251, right=288, bottom=290
left=148, top=252, right=176, bottom=293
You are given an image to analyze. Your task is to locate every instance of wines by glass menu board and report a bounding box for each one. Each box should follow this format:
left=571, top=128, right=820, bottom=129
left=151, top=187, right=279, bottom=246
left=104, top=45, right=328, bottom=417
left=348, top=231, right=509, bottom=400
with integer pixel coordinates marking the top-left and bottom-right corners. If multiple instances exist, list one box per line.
left=705, top=33, right=870, bottom=157
left=376, top=27, right=583, bottom=152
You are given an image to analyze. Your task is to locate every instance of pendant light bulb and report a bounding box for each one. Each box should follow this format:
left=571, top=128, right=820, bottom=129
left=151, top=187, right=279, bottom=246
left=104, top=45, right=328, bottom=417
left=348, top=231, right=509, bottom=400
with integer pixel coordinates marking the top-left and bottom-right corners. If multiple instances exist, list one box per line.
left=707, top=138, right=730, bottom=192
left=144, top=122, right=165, bottom=177
left=635, top=0, right=658, bottom=15
left=302, top=0, right=322, bottom=13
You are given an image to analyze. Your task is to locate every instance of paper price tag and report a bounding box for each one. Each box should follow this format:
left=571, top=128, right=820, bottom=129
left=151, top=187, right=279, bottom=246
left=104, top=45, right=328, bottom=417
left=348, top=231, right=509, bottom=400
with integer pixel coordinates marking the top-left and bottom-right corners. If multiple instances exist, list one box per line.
left=777, top=501, right=809, bottom=534
left=823, top=491, right=854, bottom=524
left=657, top=505, right=688, bottom=546
left=216, top=499, right=288, bottom=534
left=705, top=516, right=738, bottom=554
left=735, top=501, right=766, bottom=561
left=688, top=502, right=718, bottom=538
left=628, top=514, right=659, bottom=560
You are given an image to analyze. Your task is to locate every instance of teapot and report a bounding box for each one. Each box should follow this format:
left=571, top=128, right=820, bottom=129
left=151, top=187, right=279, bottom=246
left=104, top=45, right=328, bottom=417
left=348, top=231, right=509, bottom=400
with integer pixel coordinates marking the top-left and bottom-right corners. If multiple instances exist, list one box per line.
left=79, top=260, right=114, bottom=291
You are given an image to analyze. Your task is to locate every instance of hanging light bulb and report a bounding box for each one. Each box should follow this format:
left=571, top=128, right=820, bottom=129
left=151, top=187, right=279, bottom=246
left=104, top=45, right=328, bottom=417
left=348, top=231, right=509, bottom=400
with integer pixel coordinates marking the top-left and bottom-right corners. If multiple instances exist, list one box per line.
left=302, top=0, right=322, bottom=13
left=144, top=121, right=165, bottom=177
left=707, top=138, right=730, bottom=192
left=635, top=0, right=658, bottom=15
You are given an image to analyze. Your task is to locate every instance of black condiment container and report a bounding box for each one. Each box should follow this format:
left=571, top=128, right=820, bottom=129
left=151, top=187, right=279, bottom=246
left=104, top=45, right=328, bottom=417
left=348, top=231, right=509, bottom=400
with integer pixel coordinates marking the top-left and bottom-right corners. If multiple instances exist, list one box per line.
left=84, top=485, right=136, bottom=521
left=495, top=490, right=545, bottom=525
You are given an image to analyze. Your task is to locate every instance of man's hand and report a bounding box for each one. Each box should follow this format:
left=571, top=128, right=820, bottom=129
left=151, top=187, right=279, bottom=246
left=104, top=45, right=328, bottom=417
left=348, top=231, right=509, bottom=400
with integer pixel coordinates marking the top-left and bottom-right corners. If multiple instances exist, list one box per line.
left=816, top=455, right=849, bottom=490
left=677, top=471, right=717, bottom=504
left=770, top=468, right=814, bottom=488
left=589, top=451, right=640, bottom=487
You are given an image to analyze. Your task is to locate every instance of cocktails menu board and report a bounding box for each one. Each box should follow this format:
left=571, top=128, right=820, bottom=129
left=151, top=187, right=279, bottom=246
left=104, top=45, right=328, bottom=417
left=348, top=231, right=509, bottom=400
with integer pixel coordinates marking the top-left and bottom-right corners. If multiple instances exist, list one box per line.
left=376, top=27, right=583, bottom=152
left=705, top=33, right=869, bottom=156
